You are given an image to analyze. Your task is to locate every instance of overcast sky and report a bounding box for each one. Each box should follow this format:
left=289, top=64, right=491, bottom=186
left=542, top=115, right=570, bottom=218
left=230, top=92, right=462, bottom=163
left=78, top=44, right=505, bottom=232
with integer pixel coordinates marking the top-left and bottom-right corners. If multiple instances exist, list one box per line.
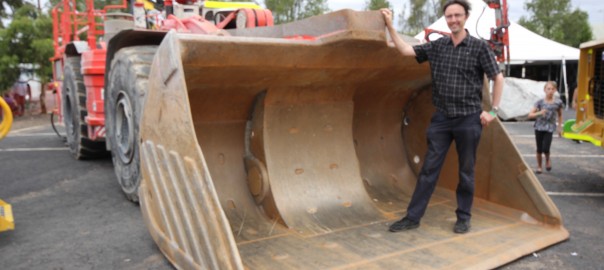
left=327, top=0, right=604, bottom=24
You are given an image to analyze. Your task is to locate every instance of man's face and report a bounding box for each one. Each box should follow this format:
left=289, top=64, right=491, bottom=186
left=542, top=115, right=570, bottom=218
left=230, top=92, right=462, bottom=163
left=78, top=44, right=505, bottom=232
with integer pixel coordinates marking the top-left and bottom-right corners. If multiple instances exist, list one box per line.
left=444, top=4, right=467, bottom=35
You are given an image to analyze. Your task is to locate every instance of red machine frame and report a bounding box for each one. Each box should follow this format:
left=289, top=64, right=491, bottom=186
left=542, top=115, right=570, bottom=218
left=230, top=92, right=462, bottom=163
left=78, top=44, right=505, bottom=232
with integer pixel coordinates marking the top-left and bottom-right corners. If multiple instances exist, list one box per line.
left=49, top=0, right=273, bottom=141
left=49, top=0, right=128, bottom=140
left=423, top=0, right=510, bottom=64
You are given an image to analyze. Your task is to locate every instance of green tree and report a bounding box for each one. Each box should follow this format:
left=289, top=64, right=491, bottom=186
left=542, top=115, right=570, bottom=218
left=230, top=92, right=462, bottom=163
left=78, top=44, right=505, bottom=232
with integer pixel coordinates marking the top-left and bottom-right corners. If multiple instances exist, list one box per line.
left=0, top=0, right=24, bottom=28
left=518, top=0, right=592, bottom=48
left=400, top=0, right=445, bottom=35
left=0, top=4, right=53, bottom=94
left=265, top=0, right=329, bottom=24
left=365, top=0, right=391, bottom=11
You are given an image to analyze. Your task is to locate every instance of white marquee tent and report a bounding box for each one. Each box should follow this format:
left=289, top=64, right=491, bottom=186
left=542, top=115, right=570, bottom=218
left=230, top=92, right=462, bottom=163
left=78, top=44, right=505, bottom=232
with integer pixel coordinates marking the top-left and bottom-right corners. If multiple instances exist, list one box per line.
left=413, top=0, right=580, bottom=65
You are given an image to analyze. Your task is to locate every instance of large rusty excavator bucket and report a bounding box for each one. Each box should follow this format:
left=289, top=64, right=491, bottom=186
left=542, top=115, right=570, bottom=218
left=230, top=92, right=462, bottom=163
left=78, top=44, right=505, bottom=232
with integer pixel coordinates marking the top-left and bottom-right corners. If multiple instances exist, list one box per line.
left=138, top=10, right=568, bottom=270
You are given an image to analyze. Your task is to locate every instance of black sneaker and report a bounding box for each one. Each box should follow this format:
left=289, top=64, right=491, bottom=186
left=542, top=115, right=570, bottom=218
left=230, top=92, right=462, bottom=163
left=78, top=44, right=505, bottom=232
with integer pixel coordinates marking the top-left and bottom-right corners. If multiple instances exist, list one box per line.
left=453, top=219, right=471, bottom=234
left=389, top=217, right=420, bottom=232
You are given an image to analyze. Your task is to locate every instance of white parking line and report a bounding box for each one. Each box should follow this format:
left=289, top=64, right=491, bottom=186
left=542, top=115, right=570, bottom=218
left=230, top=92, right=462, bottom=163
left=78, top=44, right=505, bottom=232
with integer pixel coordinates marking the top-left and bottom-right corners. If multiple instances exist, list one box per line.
left=547, top=191, right=604, bottom=197
left=10, top=125, right=51, bottom=134
left=511, top=135, right=573, bottom=138
left=0, top=147, right=68, bottom=152
left=502, top=122, right=532, bottom=125
left=521, top=154, right=604, bottom=158
left=6, top=133, right=59, bottom=137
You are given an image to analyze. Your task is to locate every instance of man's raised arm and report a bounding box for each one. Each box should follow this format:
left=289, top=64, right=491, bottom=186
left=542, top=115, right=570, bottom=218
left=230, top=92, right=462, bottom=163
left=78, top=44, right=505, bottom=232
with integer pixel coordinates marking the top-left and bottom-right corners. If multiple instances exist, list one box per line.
left=381, top=9, right=416, bottom=57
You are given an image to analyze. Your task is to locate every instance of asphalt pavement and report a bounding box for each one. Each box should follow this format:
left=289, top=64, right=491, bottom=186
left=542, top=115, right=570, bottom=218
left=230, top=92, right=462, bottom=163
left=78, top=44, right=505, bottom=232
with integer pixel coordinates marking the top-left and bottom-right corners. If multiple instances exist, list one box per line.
left=0, top=116, right=172, bottom=270
left=0, top=111, right=602, bottom=270
left=498, top=112, right=604, bottom=270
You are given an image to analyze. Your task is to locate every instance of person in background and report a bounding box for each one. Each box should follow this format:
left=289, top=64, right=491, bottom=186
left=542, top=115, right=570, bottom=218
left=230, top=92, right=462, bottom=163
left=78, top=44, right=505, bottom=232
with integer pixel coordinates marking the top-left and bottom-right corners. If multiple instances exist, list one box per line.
left=569, top=86, right=584, bottom=144
left=528, top=81, right=564, bottom=174
left=571, top=87, right=578, bottom=109
left=12, top=82, right=30, bottom=117
left=2, top=92, right=18, bottom=117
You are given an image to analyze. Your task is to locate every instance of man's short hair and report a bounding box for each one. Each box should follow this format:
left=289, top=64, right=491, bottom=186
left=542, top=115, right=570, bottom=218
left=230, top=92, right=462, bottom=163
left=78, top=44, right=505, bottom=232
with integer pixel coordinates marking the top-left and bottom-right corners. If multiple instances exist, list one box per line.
left=443, top=0, right=471, bottom=15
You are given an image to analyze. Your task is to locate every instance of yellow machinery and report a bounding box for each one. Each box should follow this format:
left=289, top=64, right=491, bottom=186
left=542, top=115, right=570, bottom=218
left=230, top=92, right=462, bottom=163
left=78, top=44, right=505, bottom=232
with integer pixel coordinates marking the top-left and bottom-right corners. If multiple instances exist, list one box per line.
left=0, top=96, right=13, bottom=140
left=0, top=96, right=15, bottom=232
left=563, top=39, right=604, bottom=147
left=137, top=10, right=568, bottom=269
left=0, top=199, right=14, bottom=232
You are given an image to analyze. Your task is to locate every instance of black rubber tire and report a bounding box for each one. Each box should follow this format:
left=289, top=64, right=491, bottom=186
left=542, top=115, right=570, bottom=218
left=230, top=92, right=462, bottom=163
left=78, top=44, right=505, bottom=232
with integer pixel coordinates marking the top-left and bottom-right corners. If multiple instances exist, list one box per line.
left=105, top=46, right=157, bottom=202
left=62, top=56, right=107, bottom=159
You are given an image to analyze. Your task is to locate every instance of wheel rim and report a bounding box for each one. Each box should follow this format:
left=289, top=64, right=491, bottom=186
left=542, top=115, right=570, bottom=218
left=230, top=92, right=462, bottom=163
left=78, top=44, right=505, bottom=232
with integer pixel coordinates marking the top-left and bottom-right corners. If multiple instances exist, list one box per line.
left=115, top=92, right=135, bottom=164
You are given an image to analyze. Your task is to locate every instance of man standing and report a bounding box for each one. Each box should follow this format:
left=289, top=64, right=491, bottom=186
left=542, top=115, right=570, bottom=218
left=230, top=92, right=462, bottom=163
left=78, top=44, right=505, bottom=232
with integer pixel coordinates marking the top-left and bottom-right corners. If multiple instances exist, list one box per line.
left=382, top=0, right=504, bottom=234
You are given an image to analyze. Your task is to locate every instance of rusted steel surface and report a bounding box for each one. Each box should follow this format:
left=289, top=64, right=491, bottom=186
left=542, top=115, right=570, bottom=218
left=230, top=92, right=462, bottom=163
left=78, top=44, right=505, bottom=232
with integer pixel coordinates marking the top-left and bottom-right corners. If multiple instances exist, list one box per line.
left=139, top=10, right=568, bottom=270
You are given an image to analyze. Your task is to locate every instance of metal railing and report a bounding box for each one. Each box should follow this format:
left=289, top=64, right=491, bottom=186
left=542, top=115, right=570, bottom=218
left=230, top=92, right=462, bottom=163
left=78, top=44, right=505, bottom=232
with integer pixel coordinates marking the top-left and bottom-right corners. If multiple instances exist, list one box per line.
left=51, top=0, right=128, bottom=59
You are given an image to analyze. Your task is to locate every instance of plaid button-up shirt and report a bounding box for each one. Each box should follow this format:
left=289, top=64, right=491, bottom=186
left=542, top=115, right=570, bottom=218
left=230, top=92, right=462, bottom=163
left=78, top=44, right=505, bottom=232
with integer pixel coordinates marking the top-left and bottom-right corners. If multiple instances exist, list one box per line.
left=414, top=31, right=500, bottom=117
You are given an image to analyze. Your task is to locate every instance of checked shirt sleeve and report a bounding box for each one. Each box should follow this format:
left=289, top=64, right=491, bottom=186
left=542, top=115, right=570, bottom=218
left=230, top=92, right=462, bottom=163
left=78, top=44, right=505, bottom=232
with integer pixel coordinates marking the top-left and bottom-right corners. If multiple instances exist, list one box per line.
left=413, top=42, right=433, bottom=64
left=478, top=41, right=501, bottom=80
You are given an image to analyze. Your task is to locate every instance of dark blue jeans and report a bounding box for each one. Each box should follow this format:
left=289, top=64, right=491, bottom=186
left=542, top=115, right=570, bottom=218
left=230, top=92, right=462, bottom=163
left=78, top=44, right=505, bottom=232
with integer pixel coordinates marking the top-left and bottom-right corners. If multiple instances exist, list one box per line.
left=406, top=111, right=482, bottom=222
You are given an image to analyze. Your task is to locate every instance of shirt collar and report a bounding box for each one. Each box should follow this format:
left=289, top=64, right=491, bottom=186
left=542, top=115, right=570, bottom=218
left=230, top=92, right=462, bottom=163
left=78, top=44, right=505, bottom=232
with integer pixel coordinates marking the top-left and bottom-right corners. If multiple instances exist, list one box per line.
left=444, top=29, right=471, bottom=46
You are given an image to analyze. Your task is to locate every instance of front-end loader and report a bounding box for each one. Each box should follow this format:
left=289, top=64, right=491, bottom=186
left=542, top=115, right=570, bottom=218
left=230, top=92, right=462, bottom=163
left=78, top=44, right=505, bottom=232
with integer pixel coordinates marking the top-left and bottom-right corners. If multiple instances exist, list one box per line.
left=48, top=0, right=569, bottom=268
left=563, top=39, right=604, bottom=148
